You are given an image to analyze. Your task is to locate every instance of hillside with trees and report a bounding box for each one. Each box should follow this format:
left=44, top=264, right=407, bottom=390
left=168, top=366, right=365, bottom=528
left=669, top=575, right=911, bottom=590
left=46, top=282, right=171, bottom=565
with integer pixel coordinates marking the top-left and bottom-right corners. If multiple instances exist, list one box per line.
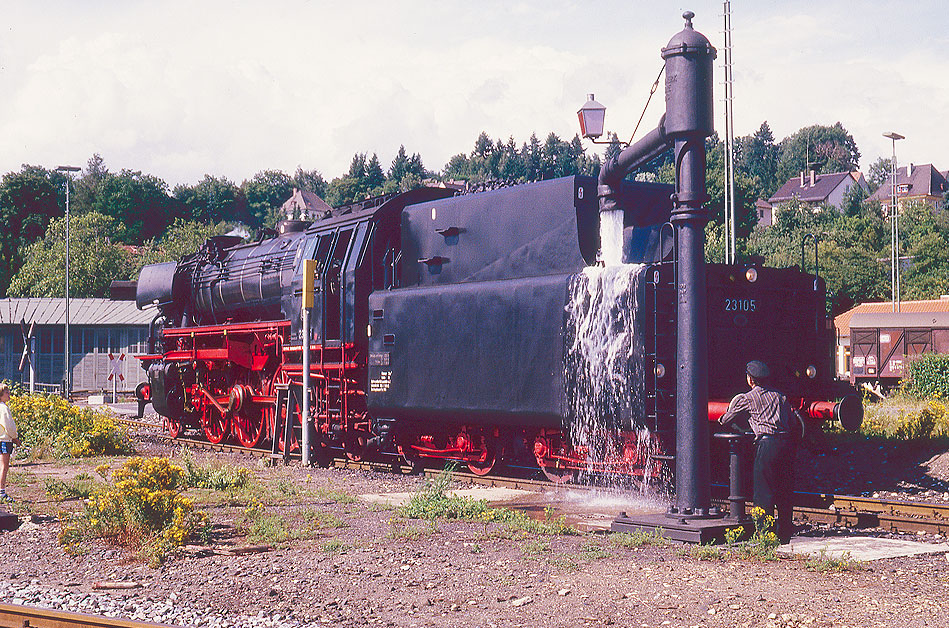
left=1, top=124, right=947, bottom=313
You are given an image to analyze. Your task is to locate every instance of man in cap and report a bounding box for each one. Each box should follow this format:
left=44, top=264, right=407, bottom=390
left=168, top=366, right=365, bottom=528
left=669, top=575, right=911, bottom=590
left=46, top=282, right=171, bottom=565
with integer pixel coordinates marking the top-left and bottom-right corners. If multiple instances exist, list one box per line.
left=718, top=360, right=797, bottom=543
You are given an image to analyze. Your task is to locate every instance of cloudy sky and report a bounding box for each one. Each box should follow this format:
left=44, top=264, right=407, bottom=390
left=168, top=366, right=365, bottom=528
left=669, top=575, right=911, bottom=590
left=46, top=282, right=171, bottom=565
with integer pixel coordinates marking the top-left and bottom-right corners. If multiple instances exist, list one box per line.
left=1, top=1, right=946, bottom=188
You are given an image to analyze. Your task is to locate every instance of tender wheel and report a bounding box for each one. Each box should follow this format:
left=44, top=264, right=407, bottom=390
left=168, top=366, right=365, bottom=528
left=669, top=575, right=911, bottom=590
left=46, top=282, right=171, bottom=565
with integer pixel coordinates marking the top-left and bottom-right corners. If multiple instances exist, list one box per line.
left=398, top=445, right=425, bottom=474
left=344, top=432, right=370, bottom=462
left=538, top=462, right=577, bottom=484
left=534, top=429, right=576, bottom=483
left=465, top=429, right=500, bottom=476
left=164, top=416, right=183, bottom=439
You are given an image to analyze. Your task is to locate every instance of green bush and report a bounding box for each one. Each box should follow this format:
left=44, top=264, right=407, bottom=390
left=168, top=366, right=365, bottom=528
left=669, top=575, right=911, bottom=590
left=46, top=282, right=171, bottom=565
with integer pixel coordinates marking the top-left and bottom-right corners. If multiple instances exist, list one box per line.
left=904, top=354, right=949, bottom=399
left=59, top=457, right=209, bottom=566
left=9, top=392, right=132, bottom=458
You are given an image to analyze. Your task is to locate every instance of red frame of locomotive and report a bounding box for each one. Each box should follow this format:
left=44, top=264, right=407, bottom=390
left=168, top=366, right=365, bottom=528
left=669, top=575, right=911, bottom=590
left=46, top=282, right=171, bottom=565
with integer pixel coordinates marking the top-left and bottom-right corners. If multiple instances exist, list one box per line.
left=138, top=315, right=844, bottom=484
left=137, top=317, right=678, bottom=483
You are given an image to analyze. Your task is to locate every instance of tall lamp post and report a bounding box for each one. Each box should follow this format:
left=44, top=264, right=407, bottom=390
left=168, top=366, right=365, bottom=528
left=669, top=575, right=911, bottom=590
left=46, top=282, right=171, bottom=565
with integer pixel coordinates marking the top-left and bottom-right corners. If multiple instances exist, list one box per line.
left=882, top=132, right=904, bottom=312
left=56, top=165, right=81, bottom=396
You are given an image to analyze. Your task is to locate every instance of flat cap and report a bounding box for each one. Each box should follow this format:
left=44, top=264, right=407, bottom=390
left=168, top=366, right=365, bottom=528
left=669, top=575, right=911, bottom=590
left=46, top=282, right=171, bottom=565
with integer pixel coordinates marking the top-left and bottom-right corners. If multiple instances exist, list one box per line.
left=746, top=360, right=770, bottom=379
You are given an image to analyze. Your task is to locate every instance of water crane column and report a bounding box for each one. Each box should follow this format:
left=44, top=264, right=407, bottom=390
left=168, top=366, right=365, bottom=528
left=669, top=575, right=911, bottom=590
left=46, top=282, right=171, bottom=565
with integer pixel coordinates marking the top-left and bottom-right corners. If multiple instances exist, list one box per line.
left=661, top=12, right=717, bottom=517
left=596, top=12, right=717, bottom=519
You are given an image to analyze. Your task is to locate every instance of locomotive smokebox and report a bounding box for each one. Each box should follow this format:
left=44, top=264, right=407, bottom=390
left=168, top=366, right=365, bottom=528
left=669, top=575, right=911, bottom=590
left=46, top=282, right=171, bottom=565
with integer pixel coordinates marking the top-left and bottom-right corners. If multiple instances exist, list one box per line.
left=660, top=11, right=715, bottom=139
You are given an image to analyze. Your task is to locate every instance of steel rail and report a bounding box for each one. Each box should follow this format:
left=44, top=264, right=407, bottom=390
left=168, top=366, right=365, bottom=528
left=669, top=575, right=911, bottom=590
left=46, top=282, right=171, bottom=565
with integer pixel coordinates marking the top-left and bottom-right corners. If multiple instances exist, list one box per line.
left=153, top=433, right=949, bottom=534
left=111, top=417, right=163, bottom=430
left=0, top=603, right=179, bottom=628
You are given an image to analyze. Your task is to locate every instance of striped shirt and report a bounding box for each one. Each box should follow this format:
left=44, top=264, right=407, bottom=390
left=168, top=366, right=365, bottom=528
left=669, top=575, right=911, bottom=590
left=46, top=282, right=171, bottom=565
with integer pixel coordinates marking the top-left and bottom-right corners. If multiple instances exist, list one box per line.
left=718, top=385, right=792, bottom=438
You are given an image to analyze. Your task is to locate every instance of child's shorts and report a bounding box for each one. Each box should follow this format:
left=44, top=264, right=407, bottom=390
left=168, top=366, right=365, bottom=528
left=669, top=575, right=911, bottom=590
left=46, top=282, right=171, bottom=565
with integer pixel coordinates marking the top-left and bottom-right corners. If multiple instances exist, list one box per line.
left=0, top=441, right=14, bottom=455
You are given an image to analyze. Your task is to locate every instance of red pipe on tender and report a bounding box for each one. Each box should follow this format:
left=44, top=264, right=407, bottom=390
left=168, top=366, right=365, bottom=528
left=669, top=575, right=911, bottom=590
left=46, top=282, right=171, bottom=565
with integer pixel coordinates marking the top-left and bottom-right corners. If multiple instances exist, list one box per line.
left=804, top=400, right=836, bottom=421
left=707, top=401, right=730, bottom=422
left=706, top=396, right=863, bottom=432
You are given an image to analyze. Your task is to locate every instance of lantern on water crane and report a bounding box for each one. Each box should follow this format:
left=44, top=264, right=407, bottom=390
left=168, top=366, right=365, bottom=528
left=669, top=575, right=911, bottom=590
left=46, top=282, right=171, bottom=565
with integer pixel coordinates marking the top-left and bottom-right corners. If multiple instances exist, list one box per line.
left=577, top=94, right=607, bottom=140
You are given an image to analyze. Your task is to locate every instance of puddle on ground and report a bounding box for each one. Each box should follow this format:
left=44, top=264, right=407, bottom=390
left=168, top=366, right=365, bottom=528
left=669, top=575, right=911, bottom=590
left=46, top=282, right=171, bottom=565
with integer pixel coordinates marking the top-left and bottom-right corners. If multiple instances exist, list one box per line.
left=498, top=487, right=669, bottom=531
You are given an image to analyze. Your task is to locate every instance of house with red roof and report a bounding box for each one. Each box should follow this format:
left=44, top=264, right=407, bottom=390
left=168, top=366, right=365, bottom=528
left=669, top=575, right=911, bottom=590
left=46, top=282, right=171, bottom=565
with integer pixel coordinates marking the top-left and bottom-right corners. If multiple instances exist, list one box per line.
left=866, top=163, right=948, bottom=213
left=768, top=170, right=869, bottom=213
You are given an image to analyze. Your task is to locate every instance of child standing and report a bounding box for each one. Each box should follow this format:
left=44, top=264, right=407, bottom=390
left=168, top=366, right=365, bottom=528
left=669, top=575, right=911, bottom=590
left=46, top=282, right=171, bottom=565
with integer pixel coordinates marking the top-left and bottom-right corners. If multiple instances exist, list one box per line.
left=0, top=384, right=19, bottom=502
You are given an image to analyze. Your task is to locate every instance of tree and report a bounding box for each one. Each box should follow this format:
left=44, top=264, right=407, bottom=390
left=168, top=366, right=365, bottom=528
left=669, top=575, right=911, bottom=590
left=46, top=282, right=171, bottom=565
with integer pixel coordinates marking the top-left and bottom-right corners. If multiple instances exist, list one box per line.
left=521, top=133, right=542, bottom=182
left=92, top=169, right=179, bottom=243
left=0, top=165, right=62, bottom=294
left=703, top=133, right=760, bottom=258
left=292, top=167, right=327, bottom=197
left=840, top=183, right=868, bottom=217
left=365, top=154, right=385, bottom=192
left=132, top=218, right=233, bottom=274
left=387, top=146, right=427, bottom=192
left=737, top=121, right=779, bottom=199
left=903, top=232, right=949, bottom=300
left=173, top=175, right=247, bottom=224
left=241, top=170, right=294, bottom=228
left=866, top=156, right=891, bottom=193
left=8, top=212, right=131, bottom=298
left=71, top=153, right=111, bottom=214
left=775, top=123, right=861, bottom=185
left=820, top=241, right=889, bottom=313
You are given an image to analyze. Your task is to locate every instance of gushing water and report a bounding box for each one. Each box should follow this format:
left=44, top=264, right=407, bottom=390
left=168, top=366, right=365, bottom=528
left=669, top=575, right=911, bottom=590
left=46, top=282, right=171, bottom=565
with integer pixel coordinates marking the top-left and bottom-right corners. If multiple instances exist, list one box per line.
left=563, top=264, right=646, bottom=478
left=599, top=209, right=625, bottom=267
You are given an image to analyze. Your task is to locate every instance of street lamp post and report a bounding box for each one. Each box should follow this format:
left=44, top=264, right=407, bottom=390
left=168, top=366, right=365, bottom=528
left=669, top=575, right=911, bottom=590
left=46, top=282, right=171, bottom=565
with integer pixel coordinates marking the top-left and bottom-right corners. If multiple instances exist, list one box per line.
left=882, top=132, right=904, bottom=312
left=56, top=165, right=81, bottom=397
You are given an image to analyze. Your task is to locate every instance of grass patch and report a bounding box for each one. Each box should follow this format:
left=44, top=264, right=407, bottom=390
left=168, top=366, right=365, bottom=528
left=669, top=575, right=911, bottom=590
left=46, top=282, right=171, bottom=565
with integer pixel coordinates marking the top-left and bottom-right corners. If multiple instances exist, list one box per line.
left=522, top=539, right=551, bottom=556
left=678, top=508, right=781, bottom=562
left=859, top=394, right=949, bottom=441
left=9, top=392, right=133, bottom=459
left=44, top=476, right=103, bottom=500
left=398, top=466, right=577, bottom=537
left=58, top=457, right=209, bottom=567
left=804, top=549, right=865, bottom=572
left=610, top=530, right=668, bottom=549
left=179, top=451, right=250, bottom=491
left=301, top=508, right=347, bottom=529
left=240, top=503, right=334, bottom=544
left=312, top=487, right=358, bottom=504
left=320, top=539, right=349, bottom=554
left=678, top=543, right=725, bottom=560
left=387, top=518, right=437, bottom=540
left=579, top=539, right=610, bottom=561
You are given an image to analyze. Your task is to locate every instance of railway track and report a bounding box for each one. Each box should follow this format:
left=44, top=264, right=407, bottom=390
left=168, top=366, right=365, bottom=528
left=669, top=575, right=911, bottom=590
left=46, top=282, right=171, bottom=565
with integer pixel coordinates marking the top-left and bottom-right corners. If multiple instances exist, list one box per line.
left=0, top=603, right=178, bottom=628
left=128, top=422, right=949, bottom=536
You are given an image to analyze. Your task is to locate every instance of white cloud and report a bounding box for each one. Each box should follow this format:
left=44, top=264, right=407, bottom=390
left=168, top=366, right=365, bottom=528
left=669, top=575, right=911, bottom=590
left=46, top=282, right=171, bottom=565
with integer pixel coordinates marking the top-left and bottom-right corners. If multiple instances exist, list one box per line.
left=0, top=0, right=947, bottom=186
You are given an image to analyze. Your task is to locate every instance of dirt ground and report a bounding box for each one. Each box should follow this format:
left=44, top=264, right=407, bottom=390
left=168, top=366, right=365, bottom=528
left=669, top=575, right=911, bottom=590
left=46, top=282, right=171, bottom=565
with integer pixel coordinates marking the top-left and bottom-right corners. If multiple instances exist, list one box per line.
left=1, top=429, right=949, bottom=628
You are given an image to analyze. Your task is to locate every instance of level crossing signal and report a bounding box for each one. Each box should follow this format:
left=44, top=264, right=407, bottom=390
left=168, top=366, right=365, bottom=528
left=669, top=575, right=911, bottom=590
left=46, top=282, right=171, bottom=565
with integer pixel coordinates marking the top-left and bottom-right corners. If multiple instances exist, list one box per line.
left=108, top=353, right=125, bottom=382
left=18, top=319, right=35, bottom=373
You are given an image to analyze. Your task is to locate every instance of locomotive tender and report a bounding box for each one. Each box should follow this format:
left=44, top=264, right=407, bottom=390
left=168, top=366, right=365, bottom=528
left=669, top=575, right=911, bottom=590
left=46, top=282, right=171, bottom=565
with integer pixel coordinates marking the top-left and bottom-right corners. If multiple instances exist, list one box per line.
left=135, top=175, right=860, bottom=481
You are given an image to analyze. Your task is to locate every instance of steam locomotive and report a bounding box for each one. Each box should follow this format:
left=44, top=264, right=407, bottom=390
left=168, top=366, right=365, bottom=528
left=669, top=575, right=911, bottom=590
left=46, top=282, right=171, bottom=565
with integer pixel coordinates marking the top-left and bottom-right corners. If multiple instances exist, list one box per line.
left=135, top=175, right=861, bottom=483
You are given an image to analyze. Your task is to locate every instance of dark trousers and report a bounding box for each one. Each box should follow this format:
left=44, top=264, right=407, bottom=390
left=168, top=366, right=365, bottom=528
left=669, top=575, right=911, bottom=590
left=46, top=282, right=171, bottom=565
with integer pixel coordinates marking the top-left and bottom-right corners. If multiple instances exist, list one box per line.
left=753, top=433, right=796, bottom=541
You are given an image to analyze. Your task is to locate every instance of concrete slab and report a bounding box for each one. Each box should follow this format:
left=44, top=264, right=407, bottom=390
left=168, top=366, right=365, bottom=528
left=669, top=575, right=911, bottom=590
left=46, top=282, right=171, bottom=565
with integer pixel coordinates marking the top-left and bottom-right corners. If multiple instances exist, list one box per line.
left=360, top=486, right=533, bottom=507
left=779, top=536, right=949, bottom=561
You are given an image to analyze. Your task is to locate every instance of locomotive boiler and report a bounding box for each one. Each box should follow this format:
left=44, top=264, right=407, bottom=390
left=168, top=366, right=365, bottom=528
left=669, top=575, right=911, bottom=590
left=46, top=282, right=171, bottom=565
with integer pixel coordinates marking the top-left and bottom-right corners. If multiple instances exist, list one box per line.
left=135, top=174, right=861, bottom=483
